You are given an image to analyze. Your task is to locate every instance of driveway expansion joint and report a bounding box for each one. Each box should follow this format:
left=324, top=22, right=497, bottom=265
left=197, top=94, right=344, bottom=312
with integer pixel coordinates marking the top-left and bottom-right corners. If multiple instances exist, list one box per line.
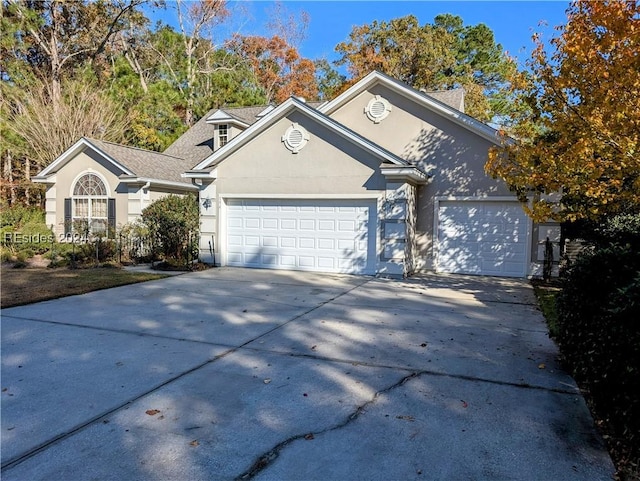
left=1, top=277, right=372, bottom=473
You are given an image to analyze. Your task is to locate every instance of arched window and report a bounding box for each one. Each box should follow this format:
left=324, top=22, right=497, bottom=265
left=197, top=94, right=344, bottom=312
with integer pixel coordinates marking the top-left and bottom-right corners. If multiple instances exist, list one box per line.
left=71, top=173, right=109, bottom=235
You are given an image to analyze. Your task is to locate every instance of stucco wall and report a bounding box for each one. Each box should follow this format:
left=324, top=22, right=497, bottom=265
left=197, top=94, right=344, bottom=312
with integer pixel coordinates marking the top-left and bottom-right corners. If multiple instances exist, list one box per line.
left=328, top=84, right=517, bottom=269
left=48, top=149, right=128, bottom=237
left=47, top=148, right=193, bottom=238
left=214, top=111, right=387, bottom=195
left=198, top=110, right=389, bottom=266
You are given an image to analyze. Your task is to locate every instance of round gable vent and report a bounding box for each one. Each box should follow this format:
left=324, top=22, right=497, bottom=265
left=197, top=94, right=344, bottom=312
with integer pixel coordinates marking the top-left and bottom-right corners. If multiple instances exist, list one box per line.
left=282, top=123, right=310, bottom=153
left=365, top=95, right=392, bottom=123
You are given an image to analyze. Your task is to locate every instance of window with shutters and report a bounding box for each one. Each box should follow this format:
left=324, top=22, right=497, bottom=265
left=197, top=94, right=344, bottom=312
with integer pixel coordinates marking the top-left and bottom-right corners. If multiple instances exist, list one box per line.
left=71, top=173, right=109, bottom=235
left=365, top=95, right=392, bottom=123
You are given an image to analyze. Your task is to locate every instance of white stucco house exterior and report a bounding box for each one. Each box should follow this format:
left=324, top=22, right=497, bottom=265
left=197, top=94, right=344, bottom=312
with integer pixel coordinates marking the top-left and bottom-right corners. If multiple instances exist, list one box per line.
left=34, top=71, right=559, bottom=278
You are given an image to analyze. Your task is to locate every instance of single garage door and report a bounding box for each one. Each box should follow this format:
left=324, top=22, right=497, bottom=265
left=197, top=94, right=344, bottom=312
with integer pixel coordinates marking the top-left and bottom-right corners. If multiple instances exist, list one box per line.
left=437, top=201, right=529, bottom=277
left=226, top=199, right=376, bottom=274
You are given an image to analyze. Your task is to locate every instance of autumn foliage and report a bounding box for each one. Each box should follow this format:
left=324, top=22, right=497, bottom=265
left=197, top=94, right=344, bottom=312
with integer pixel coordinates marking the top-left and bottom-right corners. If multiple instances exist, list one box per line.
left=228, top=34, right=317, bottom=104
left=486, top=0, right=640, bottom=222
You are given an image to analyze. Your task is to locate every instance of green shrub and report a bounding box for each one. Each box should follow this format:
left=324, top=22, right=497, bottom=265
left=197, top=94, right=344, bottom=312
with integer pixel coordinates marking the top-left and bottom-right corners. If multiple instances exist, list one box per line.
left=556, top=232, right=640, bottom=466
left=0, top=204, right=45, bottom=228
left=1, top=205, right=53, bottom=258
left=141, top=194, right=199, bottom=264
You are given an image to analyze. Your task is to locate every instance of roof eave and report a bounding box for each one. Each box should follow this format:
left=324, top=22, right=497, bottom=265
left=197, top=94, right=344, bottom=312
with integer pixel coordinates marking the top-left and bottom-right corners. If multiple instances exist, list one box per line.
left=119, top=176, right=199, bottom=190
left=380, top=164, right=431, bottom=185
left=182, top=170, right=216, bottom=180
left=31, top=174, right=56, bottom=184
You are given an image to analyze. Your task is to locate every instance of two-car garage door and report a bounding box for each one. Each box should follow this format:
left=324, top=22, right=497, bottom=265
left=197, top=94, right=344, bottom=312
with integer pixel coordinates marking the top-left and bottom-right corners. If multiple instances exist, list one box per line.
left=437, top=200, right=530, bottom=277
left=226, top=199, right=376, bottom=275
left=224, top=198, right=529, bottom=278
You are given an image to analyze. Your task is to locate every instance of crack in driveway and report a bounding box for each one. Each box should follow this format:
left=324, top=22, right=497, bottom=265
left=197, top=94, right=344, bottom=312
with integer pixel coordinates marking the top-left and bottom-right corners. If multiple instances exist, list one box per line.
left=235, top=371, right=421, bottom=480
left=233, top=362, right=579, bottom=481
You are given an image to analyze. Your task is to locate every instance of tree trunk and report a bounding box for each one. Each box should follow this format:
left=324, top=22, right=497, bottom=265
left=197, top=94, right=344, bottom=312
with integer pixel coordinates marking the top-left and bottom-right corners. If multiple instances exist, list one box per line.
left=4, top=150, right=17, bottom=205
left=49, top=1, right=63, bottom=110
left=24, top=157, right=31, bottom=204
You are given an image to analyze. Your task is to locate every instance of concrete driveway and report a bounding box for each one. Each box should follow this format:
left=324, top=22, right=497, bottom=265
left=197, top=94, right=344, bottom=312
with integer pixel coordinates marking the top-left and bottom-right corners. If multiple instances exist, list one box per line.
left=1, top=268, right=615, bottom=480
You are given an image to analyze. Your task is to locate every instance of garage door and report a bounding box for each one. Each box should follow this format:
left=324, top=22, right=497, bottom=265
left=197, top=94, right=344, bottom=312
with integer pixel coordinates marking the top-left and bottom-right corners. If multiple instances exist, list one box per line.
left=226, top=199, right=376, bottom=274
left=437, top=201, right=529, bottom=277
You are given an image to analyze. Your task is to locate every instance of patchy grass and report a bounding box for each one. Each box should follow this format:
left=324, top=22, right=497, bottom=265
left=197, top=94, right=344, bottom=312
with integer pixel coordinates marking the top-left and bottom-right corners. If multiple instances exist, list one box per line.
left=1, top=265, right=168, bottom=308
left=531, top=278, right=562, bottom=339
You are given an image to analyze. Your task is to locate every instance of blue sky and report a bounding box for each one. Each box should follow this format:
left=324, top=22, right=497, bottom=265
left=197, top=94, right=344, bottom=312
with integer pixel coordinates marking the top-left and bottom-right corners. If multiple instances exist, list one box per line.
left=151, top=1, right=571, bottom=71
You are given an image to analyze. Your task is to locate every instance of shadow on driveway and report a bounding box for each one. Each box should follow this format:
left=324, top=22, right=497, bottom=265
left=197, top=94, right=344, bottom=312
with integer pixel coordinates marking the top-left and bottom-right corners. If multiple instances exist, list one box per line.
left=1, top=268, right=615, bottom=480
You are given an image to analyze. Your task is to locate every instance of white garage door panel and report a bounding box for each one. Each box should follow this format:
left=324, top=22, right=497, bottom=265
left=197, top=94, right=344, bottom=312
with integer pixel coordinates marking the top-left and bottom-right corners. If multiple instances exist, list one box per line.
left=437, top=201, right=529, bottom=277
left=226, top=199, right=376, bottom=274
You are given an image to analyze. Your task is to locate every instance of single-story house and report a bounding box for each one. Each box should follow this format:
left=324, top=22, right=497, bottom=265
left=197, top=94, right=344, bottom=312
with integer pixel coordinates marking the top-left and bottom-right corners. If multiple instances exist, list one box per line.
left=34, top=71, right=559, bottom=277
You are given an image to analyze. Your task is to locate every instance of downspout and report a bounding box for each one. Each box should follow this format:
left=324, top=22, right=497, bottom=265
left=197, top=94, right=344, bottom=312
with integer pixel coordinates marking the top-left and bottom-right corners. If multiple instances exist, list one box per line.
left=140, top=181, right=151, bottom=214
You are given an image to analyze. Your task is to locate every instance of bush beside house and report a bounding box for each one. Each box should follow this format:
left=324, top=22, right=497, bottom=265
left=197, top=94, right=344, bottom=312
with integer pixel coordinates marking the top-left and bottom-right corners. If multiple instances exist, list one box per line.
left=555, top=213, right=640, bottom=477
left=140, top=193, right=199, bottom=267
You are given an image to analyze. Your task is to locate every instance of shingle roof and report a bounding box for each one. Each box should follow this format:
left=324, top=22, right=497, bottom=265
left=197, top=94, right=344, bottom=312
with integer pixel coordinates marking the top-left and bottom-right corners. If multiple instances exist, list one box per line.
left=164, top=103, right=325, bottom=166
left=424, top=89, right=465, bottom=112
left=86, top=138, right=193, bottom=184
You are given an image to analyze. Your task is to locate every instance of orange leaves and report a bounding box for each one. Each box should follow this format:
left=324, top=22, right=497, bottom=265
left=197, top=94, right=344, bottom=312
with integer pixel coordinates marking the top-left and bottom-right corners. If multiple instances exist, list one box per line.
left=227, top=33, right=317, bottom=103
left=487, top=0, right=640, bottom=222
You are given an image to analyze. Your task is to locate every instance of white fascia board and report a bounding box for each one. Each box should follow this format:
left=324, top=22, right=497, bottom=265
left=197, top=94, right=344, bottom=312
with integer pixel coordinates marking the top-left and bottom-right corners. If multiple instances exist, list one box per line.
left=37, top=137, right=136, bottom=177
left=119, top=176, right=199, bottom=191
left=206, top=110, right=250, bottom=128
left=31, top=174, right=56, bottom=184
left=320, top=71, right=505, bottom=146
left=318, top=71, right=381, bottom=115
left=182, top=170, right=217, bottom=180
left=380, top=165, right=431, bottom=185
left=193, top=97, right=409, bottom=171
left=256, top=105, right=275, bottom=117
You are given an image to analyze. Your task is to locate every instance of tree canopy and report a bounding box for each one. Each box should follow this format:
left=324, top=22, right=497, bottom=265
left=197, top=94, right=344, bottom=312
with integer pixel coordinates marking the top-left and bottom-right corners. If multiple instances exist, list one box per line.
left=335, top=14, right=518, bottom=122
left=1, top=2, right=522, bottom=207
left=486, top=0, right=640, bottom=222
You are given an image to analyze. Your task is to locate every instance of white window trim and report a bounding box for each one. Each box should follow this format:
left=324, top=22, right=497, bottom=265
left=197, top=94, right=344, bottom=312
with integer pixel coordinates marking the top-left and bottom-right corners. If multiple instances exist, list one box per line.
left=70, top=170, right=111, bottom=235
left=218, top=124, right=229, bottom=149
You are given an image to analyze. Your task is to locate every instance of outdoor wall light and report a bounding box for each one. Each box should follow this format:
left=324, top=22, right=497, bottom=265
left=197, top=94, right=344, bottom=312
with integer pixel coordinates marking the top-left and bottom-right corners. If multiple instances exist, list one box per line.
left=202, top=197, right=212, bottom=209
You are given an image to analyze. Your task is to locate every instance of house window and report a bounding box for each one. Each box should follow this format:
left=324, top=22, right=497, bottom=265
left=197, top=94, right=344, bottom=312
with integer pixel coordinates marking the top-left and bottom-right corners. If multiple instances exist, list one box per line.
left=218, top=124, right=228, bottom=147
left=71, top=173, right=109, bottom=235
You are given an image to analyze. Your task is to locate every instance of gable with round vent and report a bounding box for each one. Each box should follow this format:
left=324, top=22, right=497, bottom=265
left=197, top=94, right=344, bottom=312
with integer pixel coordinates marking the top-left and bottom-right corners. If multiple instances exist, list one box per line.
left=365, top=95, right=392, bottom=123
left=281, top=123, right=310, bottom=153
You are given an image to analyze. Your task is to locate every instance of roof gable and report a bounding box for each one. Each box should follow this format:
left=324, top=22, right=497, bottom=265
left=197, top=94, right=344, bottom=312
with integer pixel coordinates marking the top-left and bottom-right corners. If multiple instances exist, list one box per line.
left=36, top=138, right=135, bottom=178
left=34, top=137, right=196, bottom=188
left=188, top=97, right=417, bottom=175
left=319, top=71, right=501, bottom=145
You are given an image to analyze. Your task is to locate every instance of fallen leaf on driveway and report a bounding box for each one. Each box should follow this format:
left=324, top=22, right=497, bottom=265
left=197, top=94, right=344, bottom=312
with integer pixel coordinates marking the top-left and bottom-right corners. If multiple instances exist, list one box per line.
left=304, top=433, right=314, bottom=440
left=145, top=409, right=161, bottom=416
left=538, top=363, right=546, bottom=369
left=189, top=440, right=199, bottom=447
left=461, top=400, right=468, bottom=408
left=263, top=378, right=271, bottom=384
left=396, top=415, right=415, bottom=422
